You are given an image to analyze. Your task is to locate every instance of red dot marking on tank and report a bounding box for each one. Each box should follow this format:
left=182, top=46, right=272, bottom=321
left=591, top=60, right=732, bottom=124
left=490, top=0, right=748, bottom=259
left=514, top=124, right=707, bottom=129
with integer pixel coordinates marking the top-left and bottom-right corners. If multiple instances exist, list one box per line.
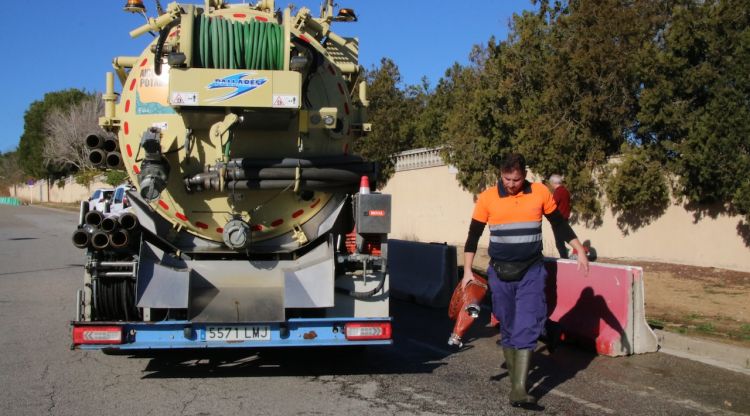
left=327, top=64, right=336, bottom=76
left=310, top=199, right=321, bottom=209
left=133, top=164, right=141, bottom=174
left=292, top=209, right=304, bottom=219
left=124, top=122, right=129, bottom=135
left=129, top=78, right=137, bottom=91
left=126, top=144, right=133, bottom=158
left=297, top=35, right=311, bottom=43
left=176, top=212, right=188, bottom=221
left=216, top=227, right=224, bottom=234
left=195, top=221, right=208, bottom=229
left=344, top=103, right=350, bottom=115
left=271, top=219, right=284, bottom=227
left=343, top=143, right=349, bottom=155
left=251, top=224, right=263, bottom=232
left=124, top=100, right=131, bottom=113
left=233, top=13, right=246, bottom=18
left=140, top=58, right=148, bottom=67
left=255, top=16, right=268, bottom=22
left=337, top=84, right=345, bottom=95
left=158, top=200, right=169, bottom=210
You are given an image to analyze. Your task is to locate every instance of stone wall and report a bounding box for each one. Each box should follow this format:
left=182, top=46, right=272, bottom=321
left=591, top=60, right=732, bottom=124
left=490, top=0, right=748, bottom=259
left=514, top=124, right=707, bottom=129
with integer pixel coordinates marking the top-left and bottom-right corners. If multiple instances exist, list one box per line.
left=382, top=148, right=750, bottom=272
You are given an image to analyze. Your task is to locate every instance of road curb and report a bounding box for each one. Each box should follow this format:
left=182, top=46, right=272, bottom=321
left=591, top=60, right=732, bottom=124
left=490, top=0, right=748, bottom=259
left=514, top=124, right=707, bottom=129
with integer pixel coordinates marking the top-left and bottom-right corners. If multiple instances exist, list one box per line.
left=655, top=329, right=750, bottom=376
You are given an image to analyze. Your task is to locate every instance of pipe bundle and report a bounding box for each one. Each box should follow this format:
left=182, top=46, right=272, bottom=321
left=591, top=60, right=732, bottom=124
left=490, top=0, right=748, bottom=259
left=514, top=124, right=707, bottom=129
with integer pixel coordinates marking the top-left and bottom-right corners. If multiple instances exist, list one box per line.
left=85, top=133, right=123, bottom=169
left=72, top=210, right=139, bottom=250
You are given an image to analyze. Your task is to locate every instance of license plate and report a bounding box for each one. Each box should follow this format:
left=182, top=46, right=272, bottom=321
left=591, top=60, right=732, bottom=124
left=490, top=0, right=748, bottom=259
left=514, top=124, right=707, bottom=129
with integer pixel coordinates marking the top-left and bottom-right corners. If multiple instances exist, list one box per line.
left=205, top=325, right=271, bottom=342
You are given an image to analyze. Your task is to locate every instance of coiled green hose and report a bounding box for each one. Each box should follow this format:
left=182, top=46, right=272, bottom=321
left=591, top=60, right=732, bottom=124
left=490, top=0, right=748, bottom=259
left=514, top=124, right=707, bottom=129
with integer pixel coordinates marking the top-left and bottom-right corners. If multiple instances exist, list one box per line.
left=197, top=14, right=283, bottom=70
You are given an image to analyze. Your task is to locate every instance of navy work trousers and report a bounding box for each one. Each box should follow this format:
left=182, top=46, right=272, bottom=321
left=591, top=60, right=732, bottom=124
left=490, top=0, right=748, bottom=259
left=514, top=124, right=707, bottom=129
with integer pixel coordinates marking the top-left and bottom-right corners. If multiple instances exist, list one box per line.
left=488, top=261, right=548, bottom=350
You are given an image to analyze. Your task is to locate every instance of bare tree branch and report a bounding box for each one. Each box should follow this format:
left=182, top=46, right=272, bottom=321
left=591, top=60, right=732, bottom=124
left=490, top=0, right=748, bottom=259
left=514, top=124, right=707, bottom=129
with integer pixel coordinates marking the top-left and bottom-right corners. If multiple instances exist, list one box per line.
left=42, top=94, right=105, bottom=172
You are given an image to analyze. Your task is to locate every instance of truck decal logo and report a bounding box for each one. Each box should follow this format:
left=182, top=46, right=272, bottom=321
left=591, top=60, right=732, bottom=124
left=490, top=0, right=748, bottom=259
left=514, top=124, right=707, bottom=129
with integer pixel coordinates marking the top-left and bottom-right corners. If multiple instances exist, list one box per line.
left=207, top=73, right=268, bottom=102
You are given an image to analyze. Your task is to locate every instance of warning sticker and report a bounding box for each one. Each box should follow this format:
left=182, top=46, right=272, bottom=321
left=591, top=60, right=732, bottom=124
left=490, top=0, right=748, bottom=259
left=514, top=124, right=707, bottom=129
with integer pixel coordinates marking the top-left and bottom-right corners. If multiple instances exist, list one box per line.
left=272, top=94, right=299, bottom=108
left=170, top=92, right=199, bottom=106
left=151, top=122, right=168, bottom=131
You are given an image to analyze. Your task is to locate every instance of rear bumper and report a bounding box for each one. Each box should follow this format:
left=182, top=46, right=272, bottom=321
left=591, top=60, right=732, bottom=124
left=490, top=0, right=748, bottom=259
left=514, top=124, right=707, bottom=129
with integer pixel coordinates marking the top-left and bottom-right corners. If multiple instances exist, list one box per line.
left=71, top=317, right=392, bottom=350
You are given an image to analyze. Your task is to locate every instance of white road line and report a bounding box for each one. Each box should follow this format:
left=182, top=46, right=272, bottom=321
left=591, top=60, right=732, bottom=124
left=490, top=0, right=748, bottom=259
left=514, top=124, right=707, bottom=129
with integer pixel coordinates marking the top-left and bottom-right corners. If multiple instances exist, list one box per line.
left=531, top=380, right=616, bottom=414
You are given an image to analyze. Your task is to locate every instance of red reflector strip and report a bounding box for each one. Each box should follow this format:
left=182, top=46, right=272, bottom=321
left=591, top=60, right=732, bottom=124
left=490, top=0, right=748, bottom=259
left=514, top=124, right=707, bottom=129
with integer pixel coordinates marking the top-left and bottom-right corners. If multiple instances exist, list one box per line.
left=73, top=326, right=122, bottom=345
left=344, top=322, right=391, bottom=341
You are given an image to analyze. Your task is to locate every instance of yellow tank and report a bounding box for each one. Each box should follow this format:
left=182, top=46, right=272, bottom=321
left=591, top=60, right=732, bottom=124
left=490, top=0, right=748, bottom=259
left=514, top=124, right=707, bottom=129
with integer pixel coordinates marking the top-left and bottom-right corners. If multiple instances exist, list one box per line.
left=101, top=0, right=372, bottom=252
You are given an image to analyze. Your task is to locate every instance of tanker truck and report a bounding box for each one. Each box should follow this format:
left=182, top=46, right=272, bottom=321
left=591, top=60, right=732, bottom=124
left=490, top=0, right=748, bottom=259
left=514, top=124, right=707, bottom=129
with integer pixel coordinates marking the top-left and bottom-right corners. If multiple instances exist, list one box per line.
left=71, top=0, right=392, bottom=350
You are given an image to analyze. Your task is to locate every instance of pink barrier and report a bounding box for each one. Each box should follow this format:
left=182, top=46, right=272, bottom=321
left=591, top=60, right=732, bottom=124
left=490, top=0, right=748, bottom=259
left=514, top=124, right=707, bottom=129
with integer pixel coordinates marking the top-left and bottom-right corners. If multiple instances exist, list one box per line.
left=544, top=259, right=658, bottom=357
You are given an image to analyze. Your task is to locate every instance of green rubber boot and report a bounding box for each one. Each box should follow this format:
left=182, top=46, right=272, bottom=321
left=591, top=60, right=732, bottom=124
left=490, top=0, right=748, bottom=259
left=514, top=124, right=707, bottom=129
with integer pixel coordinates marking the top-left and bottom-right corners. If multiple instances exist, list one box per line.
left=502, top=347, right=515, bottom=378
left=509, top=348, right=543, bottom=410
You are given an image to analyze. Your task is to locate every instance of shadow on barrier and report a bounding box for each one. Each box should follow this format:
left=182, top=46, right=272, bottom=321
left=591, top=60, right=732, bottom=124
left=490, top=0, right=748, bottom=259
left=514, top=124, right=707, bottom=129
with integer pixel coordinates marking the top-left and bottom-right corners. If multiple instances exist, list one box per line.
left=553, top=287, right=630, bottom=353
left=544, top=259, right=656, bottom=356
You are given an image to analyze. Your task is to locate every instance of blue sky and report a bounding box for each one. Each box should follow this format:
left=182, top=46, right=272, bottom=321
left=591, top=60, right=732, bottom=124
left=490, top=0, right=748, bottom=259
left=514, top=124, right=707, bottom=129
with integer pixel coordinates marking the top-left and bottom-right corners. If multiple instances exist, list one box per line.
left=0, top=0, right=533, bottom=154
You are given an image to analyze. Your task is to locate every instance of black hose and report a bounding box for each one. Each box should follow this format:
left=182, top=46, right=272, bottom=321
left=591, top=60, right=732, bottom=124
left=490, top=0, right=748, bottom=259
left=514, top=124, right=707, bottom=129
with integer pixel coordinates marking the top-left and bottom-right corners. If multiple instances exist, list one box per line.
left=226, top=179, right=356, bottom=191
left=335, top=273, right=387, bottom=299
left=154, top=20, right=180, bottom=76
left=226, top=167, right=361, bottom=182
left=226, top=155, right=368, bottom=169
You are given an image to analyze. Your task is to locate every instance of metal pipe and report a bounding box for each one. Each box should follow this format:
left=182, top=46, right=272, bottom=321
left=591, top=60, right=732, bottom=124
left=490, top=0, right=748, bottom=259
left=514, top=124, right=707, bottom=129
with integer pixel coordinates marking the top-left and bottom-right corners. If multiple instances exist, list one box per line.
left=112, top=56, right=139, bottom=85
left=96, top=261, right=136, bottom=268
left=110, top=229, right=130, bottom=249
left=180, top=5, right=195, bottom=67
left=100, top=215, right=120, bottom=233
left=118, top=212, right=139, bottom=231
left=283, top=7, right=291, bottom=71
left=103, top=137, right=118, bottom=153
left=105, top=151, right=123, bottom=169
left=84, top=211, right=104, bottom=227
left=98, top=272, right=136, bottom=278
left=78, top=201, right=89, bottom=226
left=85, top=133, right=105, bottom=149
left=88, top=149, right=106, bottom=166
left=72, top=225, right=97, bottom=249
left=103, top=72, right=116, bottom=121
left=91, top=230, right=110, bottom=250
left=129, top=9, right=179, bottom=39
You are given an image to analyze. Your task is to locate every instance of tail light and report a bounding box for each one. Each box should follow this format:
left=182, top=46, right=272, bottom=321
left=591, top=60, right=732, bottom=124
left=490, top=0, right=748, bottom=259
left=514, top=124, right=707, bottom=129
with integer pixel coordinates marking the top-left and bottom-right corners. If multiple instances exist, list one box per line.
left=72, top=326, right=123, bottom=345
left=344, top=322, right=391, bottom=340
left=123, top=195, right=129, bottom=207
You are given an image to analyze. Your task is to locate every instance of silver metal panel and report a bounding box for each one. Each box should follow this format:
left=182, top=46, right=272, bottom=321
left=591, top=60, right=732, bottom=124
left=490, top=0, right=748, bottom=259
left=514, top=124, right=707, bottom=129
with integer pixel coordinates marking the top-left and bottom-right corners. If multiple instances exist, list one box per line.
left=188, top=261, right=285, bottom=322
left=283, top=239, right=335, bottom=308
left=136, top=241, right=190, bottom=309
left=137, top=262, right=191, bottom=308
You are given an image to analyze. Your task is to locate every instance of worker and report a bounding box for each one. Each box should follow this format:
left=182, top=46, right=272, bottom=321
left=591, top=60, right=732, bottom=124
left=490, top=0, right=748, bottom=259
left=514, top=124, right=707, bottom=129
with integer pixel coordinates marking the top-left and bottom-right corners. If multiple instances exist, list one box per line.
left=461, top=153, right=589, bottom=410
left=548, top=174, right=571, bottom=258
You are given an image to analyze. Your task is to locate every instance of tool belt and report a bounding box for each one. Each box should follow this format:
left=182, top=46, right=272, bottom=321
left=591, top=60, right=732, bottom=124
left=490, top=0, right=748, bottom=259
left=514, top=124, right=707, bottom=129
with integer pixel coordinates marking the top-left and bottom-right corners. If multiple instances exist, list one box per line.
left=491, top=254, right=542, bottom=282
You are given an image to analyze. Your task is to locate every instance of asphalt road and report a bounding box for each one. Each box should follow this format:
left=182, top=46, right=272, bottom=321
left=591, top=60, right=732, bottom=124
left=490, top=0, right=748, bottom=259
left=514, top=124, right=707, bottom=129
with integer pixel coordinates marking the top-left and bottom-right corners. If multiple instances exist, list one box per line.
left=0, top=204, right=748, bottom=415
